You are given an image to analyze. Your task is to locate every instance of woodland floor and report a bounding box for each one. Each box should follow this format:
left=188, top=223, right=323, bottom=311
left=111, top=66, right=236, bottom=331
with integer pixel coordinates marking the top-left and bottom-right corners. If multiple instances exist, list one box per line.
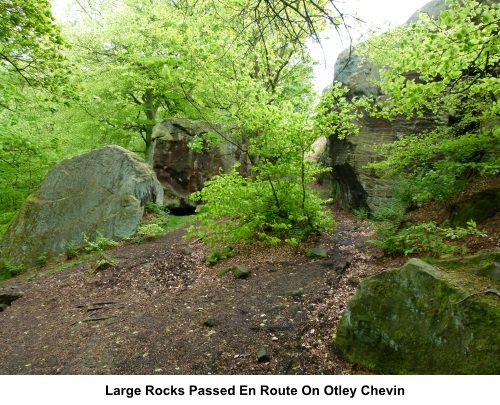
left=0, top=196, right=498, bottom=375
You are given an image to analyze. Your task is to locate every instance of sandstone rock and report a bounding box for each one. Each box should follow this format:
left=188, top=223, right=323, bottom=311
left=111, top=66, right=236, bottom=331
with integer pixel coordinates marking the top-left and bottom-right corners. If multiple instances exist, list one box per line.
left=257, top=346, right=271, bottom=363
left=322, top=1, right=448, bottom=212
left=0, top=145, right=163, bottom=266
left=230, top=264, right=251, bottom=279
left=289, top=289, right=303, bottom=299
left=335, top=254, right=353, bottom=274
left=436, top=251, right=500, bottom=282
left=335, top=258, right=500, bottom=374
left=323, top=51, right=440, bottom=212
left=0, top=292, right=22, bottom=307
left=151, top=118, right=251, bottom=213
left=406, top=0, right=447, bottom=23
left=406, top=0, right=498, bottom=24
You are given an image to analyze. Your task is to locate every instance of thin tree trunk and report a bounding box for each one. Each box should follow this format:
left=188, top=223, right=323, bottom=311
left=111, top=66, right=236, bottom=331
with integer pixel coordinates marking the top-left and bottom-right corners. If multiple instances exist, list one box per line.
left=143, top=89, right=158, bottom=165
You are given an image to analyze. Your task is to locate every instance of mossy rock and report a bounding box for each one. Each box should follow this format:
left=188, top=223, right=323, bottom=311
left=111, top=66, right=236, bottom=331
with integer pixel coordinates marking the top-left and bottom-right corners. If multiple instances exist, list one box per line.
left=436, top=251, right=500, bottom=281
left=450, top=188, right=500, bottom=228
left=0, top=146, right=163, bottom=267
left=335, top=258, right=500, bottom=374
left=306, top=247, right=329, bottom=259
left=217, top=264, right=251, bottom=279
left=230, top=264, right=251, bottom=279
left=87, top=255, right=119, bottom=276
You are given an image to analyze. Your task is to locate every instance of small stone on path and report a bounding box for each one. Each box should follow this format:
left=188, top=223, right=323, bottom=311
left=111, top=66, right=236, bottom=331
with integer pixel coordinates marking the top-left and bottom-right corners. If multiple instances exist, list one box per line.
left=257, top=346, right=270, bottom=363
left=306, top=247, right=329, bottom=259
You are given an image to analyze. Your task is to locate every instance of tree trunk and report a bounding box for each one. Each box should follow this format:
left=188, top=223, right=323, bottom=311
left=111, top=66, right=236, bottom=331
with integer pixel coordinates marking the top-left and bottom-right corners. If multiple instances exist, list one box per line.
left=143, top=89, right=158, bottom=165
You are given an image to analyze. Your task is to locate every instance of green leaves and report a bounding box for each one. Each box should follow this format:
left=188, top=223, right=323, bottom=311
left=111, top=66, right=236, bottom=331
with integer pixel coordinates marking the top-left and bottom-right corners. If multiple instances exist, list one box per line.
left=1, top=0, right=339, bottom=253
left=187, top=100, right=336, bottom=249
left=59, top=0, right=322, bottom=157
left=370, top=219, right=484, bottom=257
left=0, top=0, right=70, bottom=107
left=359, top=0, right=500, bottom=203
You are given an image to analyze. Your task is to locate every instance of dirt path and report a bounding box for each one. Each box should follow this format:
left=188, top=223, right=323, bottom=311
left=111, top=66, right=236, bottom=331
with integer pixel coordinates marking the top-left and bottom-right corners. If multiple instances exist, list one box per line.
left=0, top=205, right=391, bottom=375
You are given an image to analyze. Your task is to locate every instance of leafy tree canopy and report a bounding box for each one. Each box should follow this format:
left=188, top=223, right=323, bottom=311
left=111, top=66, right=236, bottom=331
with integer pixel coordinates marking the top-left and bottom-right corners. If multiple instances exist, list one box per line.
left=63, top=0, right=324, bottom=157
left=0, top=0, right=358, bottom=248
left=0, top=0, right=68, bottom=108
left=0, top=1, right=70, bottom=215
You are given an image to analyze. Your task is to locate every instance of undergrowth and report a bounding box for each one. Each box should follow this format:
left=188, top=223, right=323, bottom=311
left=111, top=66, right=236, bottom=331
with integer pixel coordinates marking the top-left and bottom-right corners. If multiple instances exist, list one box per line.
left=370, top=219, right=487, bottom=256
left=0, top=260, right=24, bottom=282
left=135, top=202, right=194, bottom=242
left=0, top=211, right=16, bottom=239
left=366, top=175, right=489, bottom=257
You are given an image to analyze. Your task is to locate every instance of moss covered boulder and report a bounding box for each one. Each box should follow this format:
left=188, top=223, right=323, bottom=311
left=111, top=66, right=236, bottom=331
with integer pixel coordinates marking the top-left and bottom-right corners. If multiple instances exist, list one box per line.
left=335, top=258, right=500, bottom=374
left=436, top=251, right=500, bottom=281
left=0, top=146, right=163, bottom=266
left=450, top=188, right=500, bottom=228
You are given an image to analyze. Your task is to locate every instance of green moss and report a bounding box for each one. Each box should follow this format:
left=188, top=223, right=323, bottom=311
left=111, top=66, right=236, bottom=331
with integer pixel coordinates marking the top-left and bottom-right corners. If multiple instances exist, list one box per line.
left=306, top=247, right=329, bottom=259
left=451, top=188, right=500, bottom=227
left=22, top=258, right=86, bottom=282
left=434, top=251, right=500, bottom=282
left=0, top=211, right=16, bottom=238
left=335, top=258, right=500, bottom=374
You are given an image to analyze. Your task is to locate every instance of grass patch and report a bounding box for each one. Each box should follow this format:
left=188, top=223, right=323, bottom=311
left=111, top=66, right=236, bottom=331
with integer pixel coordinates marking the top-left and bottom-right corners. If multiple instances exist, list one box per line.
left=22, top=258, right=87, bottom=282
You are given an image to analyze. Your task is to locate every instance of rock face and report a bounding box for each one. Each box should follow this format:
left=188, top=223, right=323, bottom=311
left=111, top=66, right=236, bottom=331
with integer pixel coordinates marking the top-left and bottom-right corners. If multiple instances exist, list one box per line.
left=0, top=292, right=22, bottom=312
left=324, top=54, right=439, bottom=212
left=151, top=118, right=250, bottom=213
left=406, top=0, right=447, bottom=23
left=436, top=251, right=500, bottom=282
left=323, top=0, right=446, bottom=212
left=0, top=145, right=163, bottom=266
left=335, top=258, right=500, bottom=374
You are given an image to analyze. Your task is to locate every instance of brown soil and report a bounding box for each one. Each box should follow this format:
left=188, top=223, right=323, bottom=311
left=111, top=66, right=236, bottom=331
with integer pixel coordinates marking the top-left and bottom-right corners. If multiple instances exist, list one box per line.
left=0, top=199, right=497, bottom=375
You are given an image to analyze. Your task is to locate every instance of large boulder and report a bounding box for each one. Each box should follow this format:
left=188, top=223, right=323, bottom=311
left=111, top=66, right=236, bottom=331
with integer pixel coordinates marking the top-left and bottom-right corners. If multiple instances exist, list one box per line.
left=322, top=0, right=447, bottom=212
left=335, top=258, right=500, bottom=374
left=151, top=118, right=251, bottom=213
left=0, top=145, right=163, bottom=266
left=323, top=56, right=439, bottom=212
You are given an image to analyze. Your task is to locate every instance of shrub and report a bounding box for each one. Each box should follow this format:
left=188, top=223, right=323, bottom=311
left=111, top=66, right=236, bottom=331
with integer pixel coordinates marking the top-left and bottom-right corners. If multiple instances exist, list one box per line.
left=134, top=204, right=181, bottom=242
left=144, top=202, right=165, bottom=215
left=370, top=220, right=487, bottom=256
left=353, top=208, right=370, bottom=220
left=187, top=166, right=335, bottom=249
left=64, top=242, right=79, bottom=260
left=136, top=223, right=165, bottom=240
left=185, top=85, right=357, bottom=252
left=83, top=232, right=118, bottom=253
left=0, top=260, right=24, bottom=281
left=36, top=254, right=48, bottom=267
left=205, top=246, right=237, bottom=265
